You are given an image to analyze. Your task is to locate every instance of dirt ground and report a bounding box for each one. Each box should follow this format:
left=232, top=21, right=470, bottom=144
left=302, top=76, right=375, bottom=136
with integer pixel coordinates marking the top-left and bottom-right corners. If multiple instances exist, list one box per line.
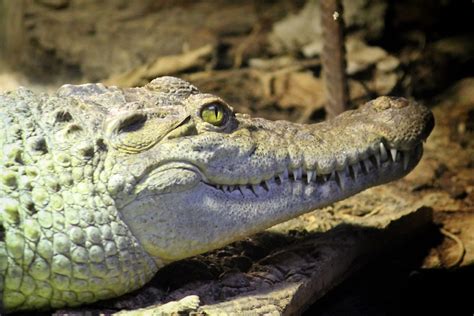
left=1, top=0, right=473, bottom=314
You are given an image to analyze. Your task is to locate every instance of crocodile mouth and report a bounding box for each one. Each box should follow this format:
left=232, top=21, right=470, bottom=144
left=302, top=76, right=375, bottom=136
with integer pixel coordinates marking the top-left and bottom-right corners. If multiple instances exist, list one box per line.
left=203, top=141, right=423, bottom=196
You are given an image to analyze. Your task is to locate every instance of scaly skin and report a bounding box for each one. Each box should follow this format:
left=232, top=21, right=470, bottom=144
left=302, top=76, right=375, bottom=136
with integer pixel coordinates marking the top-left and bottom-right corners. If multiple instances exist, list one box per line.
left=0, top=77, right=434, bottom=312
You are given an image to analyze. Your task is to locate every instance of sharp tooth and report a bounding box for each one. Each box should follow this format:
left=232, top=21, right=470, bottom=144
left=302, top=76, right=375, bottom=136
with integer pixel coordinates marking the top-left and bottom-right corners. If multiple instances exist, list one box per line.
left=335, top=171, right=345, bottom=189
left=229, top=185, right=235, bottom=192
left=222, top=185, right=228, bottom=191
left=263, top=180, right=271, bottom=191
left=403, top=152, right=410, bottom=170
left=379, top=142, right=388, bottom=161
left=292, top=169, right=297, bottom=181
left=251, top=185, right=259, bottom=196
left=362, top=159, right=371, bottom=172
left=215, top=185, right=221, bottom=190
left=390, top=149, right=397, bottom=161
left=349, top=164, right=358, bottom=180
left=278, top=174, right=284, bottom=183
left=307, top=170, right=314, bottom=184
left=343, top=165, right=350, bottom=180
left=374, top=154, right=381, bottom=167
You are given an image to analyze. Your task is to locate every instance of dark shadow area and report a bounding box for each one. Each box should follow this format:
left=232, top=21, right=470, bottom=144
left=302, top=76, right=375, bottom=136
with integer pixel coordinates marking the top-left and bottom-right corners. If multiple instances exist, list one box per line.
left=304, top=224, right=473, bottom=315
left=379, top=0, right=474, bottom=99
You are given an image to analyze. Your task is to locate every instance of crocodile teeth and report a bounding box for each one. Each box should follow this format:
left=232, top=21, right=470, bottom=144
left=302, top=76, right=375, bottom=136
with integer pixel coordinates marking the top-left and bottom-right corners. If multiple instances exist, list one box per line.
left=292, top=167, right=302, bottom=181
left=210, top=143, right=420, bottom=195
left=277, top=174, right=284, bottom=184
left=262, top=180, right=270, bottom=191
left=374, top=153, right=381, bottom=167
left=403, top=151, right=410, bottom=170
left=379, top=142, right=388, bottom=161
left=390, top=148, right=397, bottom=161
left=345, top=164, right=351, bottom=176
left=335, top=171, right=344, bottom=189
left=251, top=184, right=259, bottom=196
left=307, top=170, right=314, bottom=184
left=362, top=159, right=371, bottom=173
left=349, top=164, right=358, bottom=180
left=359, top=161, right=366, bottom=174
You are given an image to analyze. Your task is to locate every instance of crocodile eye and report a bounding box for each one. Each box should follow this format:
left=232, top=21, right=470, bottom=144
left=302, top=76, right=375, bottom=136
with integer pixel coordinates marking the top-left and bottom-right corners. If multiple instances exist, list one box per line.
left=200, top=102, right=228, bottom=126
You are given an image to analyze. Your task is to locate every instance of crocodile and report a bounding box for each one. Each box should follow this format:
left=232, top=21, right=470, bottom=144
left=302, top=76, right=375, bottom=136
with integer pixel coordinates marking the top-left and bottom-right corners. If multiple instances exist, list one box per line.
left=0, top=76, right=434, bottom=312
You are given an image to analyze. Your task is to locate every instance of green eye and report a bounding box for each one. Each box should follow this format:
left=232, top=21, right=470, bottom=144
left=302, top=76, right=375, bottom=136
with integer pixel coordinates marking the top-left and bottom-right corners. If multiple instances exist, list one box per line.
left=200, top=103, right=228, bottom=126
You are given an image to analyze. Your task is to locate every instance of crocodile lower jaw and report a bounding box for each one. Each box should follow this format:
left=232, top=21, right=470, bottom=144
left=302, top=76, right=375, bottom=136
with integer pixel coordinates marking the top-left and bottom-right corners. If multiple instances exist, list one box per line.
left=204, top=142, right=423, bottom=196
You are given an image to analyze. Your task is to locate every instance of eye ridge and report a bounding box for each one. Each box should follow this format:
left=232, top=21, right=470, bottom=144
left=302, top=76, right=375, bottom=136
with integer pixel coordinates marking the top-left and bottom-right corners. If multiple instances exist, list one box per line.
left=200, top=102, right=228, bottom=126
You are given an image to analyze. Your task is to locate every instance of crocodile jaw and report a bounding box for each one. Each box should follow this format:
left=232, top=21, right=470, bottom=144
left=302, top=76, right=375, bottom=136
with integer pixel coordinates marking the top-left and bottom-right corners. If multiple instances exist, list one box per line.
left=123, top=143, right=423, bottom=261
left=120, top=96, right=433, bottom=262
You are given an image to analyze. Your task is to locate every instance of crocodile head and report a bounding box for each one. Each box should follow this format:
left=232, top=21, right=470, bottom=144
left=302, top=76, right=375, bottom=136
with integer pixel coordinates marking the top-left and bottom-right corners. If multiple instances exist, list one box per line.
left=59, top=77, right=434, bottom=264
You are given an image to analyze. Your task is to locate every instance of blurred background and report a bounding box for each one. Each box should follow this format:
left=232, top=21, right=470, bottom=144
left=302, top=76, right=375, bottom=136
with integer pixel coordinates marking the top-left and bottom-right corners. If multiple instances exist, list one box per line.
left=1, top=0, right=473, bottom=315
left=1, top=0, right=472, bottom=120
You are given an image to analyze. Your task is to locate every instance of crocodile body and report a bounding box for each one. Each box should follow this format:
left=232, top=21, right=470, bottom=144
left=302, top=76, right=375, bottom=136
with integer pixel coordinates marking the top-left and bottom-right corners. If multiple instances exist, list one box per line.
left=0, top=77, right=433, bottom=312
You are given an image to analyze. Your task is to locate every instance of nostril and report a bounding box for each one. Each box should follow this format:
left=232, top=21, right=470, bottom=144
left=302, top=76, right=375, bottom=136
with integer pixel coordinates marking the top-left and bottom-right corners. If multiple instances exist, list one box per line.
left=372, top=96, right=410, bottom=111
left=372, top=96, right=392, bottom=111
left=390, top=97, right=409, bottom=109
